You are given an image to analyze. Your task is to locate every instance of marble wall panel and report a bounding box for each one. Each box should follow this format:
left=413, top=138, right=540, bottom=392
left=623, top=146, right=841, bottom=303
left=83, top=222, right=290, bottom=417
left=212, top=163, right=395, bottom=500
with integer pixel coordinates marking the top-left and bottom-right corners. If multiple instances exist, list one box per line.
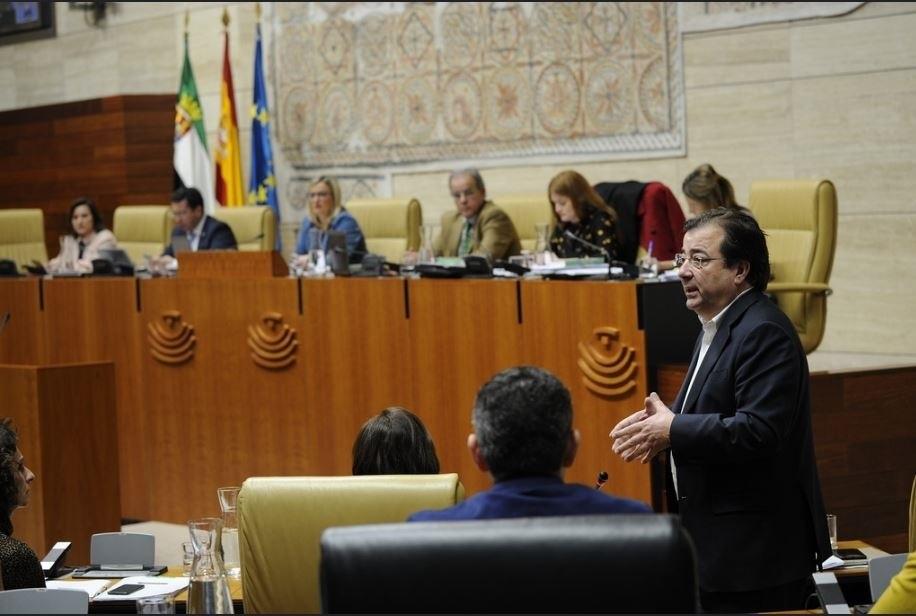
left=821, top=214, right=916, bottom=352
left=683, top=27, right=791, bottom=89
left=790, top=11, right=916, bottom=78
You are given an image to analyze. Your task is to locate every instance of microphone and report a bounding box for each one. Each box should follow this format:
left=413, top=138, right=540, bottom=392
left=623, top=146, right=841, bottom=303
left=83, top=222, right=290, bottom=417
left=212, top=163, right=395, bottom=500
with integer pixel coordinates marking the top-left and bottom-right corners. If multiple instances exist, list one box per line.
left=563, top=230, right=639, bottom=280
left=564, top=230, right=610, bottom=262
left=594, top=470, right=609, bottom=490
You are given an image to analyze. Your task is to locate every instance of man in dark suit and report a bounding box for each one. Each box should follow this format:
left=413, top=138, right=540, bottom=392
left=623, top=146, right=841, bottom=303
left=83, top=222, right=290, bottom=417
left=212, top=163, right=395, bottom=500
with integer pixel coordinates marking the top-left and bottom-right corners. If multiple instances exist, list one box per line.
left=162, top=186, right=237, bottom=258
left=610, top=208, right=831, bottom=613
left=409, top=366, right=650, bottom=522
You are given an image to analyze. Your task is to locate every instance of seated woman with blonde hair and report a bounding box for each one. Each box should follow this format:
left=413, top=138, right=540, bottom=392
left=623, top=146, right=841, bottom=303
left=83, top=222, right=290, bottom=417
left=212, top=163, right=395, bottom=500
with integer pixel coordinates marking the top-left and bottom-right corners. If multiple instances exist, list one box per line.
left=681, top=163, right=750, bottom=217
left=294, top=176, right=366, bottom=264
left=47, top=197, right=119, bottom=274
left=547, top=170, right=621, bottom=260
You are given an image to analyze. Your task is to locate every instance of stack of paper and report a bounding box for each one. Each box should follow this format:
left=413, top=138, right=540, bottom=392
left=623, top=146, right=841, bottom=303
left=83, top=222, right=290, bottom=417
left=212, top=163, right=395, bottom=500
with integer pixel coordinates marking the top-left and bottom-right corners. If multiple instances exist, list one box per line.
left=46, top=579, right=112, bottom=598
left=93, top=576, right=189, bottom=601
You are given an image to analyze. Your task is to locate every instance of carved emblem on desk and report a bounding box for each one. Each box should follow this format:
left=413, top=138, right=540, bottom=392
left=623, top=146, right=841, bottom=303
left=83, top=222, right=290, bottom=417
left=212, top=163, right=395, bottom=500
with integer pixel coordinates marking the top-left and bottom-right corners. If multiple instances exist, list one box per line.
left=248, top=312, right=298, bottom=370
left=577, top=326, right=637, bottom=397
left=147, top=310, right=196, bottom=365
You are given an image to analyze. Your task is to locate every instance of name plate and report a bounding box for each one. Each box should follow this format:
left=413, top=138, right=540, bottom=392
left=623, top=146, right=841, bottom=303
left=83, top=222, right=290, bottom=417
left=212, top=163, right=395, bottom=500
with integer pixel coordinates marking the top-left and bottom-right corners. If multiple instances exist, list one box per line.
left=178, top=250, right=288, bottom=279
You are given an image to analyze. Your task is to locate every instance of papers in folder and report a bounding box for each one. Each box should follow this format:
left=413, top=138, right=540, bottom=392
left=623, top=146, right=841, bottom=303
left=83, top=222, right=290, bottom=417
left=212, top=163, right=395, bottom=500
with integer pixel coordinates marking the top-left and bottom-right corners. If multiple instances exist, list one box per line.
left=46, top=579, right=112, bottom=598
left=94, top=575, right=189, bottom=601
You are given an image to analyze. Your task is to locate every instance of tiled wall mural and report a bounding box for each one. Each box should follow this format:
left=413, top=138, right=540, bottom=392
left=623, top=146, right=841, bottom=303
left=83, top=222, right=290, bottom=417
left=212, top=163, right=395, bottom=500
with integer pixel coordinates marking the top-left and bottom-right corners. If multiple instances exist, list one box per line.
left=274, top=2, right=685, bottom=169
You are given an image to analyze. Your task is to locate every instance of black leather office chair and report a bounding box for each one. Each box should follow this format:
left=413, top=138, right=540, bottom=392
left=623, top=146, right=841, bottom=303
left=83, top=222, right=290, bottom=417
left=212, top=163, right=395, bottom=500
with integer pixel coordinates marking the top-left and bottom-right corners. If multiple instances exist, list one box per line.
left=320, top=514, right=699, bottom=613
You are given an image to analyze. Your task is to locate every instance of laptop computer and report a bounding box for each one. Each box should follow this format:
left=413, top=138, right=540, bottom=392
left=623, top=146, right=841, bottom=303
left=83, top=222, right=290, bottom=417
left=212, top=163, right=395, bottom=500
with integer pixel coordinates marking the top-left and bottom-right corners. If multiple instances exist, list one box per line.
left=171, top=234, right=191, bottom=253
left=325, top=231, right=350, bottom=276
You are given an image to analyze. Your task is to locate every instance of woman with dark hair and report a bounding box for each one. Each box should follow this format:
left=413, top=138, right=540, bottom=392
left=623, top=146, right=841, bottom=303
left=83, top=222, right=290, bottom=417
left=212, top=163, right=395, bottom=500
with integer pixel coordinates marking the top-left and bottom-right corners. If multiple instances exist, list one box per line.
left=352, top=407, right=440, bottom=475
left=0, top=418, right=44, bottom=590
left=47, top=197, right=119, bottom=274
left=547, top=170, right=621, bottom=260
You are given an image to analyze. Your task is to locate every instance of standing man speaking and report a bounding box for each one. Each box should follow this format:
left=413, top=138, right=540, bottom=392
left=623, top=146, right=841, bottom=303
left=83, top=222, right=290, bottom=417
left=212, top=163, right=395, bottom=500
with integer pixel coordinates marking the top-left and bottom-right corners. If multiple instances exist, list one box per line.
left=610, top=208, right=831, bottom=613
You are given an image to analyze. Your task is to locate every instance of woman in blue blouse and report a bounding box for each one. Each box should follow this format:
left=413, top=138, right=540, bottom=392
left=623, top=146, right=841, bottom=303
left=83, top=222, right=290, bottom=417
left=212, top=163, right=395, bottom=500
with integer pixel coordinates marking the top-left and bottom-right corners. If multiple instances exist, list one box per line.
left=294, top=176, right=367, bottom=258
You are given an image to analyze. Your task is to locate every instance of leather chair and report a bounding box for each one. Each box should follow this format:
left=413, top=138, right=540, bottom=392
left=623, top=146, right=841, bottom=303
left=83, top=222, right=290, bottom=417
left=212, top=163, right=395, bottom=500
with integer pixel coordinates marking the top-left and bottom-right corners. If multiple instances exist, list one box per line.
left=595, top=181, right=686, bottom=264
left=749, top=180, right=837, bottom=354
left=497, top=193, right=554, bottom=252
left=345, top=197, right=422, bottom=263
left=320, top=514, right=699, bottom=613
left=112, top=205, right=173, bottom=264
left=0, top=208, right=48, bottom=266
left=238, top=474, right=464, bottom=614
left=217, top=206, right=276, bottom=251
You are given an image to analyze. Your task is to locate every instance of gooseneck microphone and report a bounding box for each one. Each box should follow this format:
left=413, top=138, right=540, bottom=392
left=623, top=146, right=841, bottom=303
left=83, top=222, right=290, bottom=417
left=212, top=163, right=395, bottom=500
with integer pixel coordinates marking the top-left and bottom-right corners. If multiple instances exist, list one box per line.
left=564, top=230, right=612, bottom=278
left=594, top=470, right=609, bottom=490
left=563, top=230, right=639, bottom=280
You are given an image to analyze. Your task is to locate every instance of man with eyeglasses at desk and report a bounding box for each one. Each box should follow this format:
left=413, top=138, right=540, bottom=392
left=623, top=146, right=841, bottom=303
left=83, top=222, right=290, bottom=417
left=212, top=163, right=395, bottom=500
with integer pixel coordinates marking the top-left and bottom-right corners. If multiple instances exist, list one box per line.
left=610, top=207, right=831, bottom=613
left=432, top=168, right=521, bottom=262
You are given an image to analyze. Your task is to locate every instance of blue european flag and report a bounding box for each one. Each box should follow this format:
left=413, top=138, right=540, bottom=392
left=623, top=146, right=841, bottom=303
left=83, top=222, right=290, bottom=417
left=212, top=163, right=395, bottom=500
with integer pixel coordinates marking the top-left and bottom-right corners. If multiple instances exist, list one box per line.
left=248, top=23, right=281, bottom=250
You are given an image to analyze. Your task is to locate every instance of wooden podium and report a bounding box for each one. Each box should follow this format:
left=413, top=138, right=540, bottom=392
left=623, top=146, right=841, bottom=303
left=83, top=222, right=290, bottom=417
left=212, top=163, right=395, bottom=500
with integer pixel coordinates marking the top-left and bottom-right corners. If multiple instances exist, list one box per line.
left=178, top=251, right=288, bottom=279
left=0, top=362, right=121, bottom=565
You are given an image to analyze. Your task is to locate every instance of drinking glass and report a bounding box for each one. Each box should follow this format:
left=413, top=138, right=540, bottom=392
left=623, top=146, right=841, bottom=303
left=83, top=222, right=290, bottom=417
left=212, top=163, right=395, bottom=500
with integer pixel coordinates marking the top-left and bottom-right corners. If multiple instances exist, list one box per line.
left=181, top=541, right=194, bottom=576
left=217, top=487, right=241, bottom=579
left=137, top=595, right=175, bottom=614
left=827, top=514, right=838, bottom=551
left=418, top=223, right=436, bottom=264
left=533, top=224, right=550, bottom=265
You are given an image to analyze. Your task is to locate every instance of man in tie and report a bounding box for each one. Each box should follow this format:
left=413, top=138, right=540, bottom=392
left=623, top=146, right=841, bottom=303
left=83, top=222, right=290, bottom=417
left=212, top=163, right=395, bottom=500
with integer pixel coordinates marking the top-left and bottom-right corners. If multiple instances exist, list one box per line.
left=161, top=186, right=238, bottom=259
left=432, top=168, right=521, bottom=261
left=408, top=366, right=650, bottom=521
left=609, top=208, right=831, bottom=613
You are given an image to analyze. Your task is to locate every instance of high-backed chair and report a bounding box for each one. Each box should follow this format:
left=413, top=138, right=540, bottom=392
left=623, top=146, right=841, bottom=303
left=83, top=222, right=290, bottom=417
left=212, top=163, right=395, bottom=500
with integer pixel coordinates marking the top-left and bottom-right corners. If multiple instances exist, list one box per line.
left=0, top=209, right=48, bottom=266
left=217, top=206, right=276, bottom=251
left=320, top=514, right=699, bottom=613
left=496, top=193, right=554, bottom=252
left=112, top=205, right=172, bottom=264
left=0, top=588, right=89, bottom=614
left=238, top=474, right=464, bottom=614
left=345, top=197, right=422, bottom=263
left=749, top=180, right=837, bottom=354
left=595, top=181, right=686, bottom=264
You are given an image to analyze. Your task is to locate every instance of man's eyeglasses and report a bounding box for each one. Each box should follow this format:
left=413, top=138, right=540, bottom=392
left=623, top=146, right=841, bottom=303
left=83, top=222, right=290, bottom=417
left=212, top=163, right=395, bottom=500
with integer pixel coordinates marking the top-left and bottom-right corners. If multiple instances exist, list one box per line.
left=451, top=188, right=478, bottom=201
left=674, top=253, right=725, bottom=270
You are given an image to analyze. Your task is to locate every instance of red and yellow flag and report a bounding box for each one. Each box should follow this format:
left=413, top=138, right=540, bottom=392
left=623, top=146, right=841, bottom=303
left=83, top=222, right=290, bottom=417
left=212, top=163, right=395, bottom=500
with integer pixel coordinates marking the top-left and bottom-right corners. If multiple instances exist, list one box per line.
left=215, top=25, right=244, bottom=207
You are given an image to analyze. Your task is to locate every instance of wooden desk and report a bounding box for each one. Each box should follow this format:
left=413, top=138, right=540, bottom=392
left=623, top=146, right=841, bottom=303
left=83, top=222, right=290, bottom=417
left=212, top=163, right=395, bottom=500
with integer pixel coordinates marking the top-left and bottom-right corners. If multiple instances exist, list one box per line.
left=0, top=276, right=696, bottom=523
left=84, top=568, right=244, bottom=614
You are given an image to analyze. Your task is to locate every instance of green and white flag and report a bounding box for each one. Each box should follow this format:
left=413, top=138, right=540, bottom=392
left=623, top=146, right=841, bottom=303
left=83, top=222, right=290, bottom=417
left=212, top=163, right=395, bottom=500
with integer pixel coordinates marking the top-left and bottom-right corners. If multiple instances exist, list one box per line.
left=174, top=33, right=215, bottom=214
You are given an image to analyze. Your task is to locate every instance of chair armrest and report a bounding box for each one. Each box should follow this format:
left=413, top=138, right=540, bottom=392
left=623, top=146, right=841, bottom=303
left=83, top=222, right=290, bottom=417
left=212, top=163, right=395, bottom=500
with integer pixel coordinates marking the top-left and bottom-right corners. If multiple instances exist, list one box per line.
left=767, top=282, right=832, bottom=296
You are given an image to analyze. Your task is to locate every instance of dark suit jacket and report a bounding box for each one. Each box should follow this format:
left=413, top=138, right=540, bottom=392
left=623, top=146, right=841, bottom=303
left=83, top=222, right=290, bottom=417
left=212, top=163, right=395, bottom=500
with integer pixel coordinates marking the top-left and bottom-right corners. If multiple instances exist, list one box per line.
left=669, top=289, right=831, bottom=593
left=407, top=475, right=651, bottom=521
left=163, top=215, right=238, bottom=257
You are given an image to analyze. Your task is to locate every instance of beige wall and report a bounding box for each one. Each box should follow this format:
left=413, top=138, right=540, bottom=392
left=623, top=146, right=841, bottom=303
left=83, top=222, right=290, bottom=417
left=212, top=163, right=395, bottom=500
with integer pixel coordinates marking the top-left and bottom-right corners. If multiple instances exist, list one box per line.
left=2, top=2, right=915, bottom=355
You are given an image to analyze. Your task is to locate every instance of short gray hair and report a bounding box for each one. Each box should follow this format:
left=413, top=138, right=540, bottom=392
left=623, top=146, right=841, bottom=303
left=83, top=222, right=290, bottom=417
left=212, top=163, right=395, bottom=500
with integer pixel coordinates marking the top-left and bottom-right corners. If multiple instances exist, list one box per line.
left=448, top=168, right=486, bottom=194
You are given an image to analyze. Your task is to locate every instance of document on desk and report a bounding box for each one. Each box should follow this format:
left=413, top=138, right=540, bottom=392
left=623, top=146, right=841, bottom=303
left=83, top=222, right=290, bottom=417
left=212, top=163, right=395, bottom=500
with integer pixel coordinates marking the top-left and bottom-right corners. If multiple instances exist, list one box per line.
left=46, top=579, right=112, bottom=598
left=94, top=575, right=189, bottom=601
